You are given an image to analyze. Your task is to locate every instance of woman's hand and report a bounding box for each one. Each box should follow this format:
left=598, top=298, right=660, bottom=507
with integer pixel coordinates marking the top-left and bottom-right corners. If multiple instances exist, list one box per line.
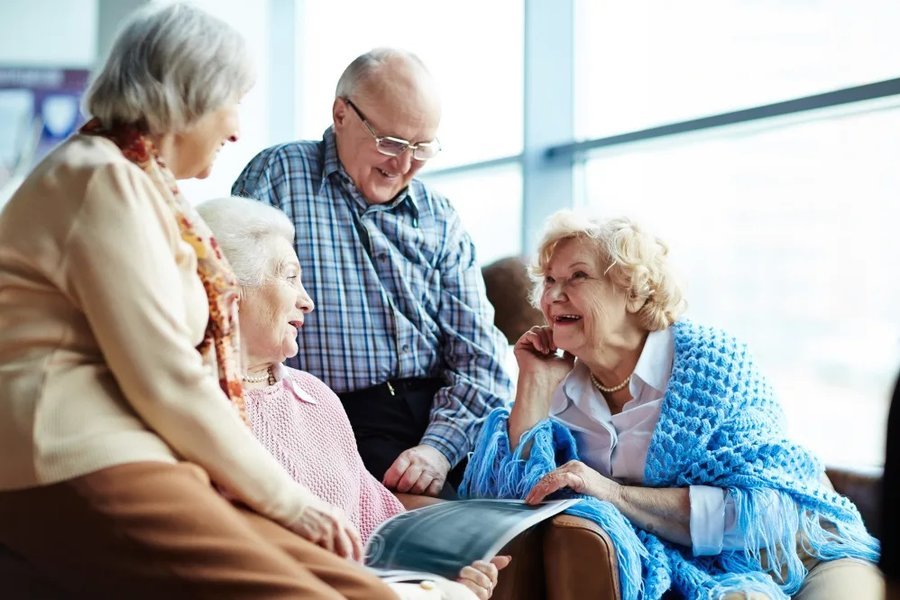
left=457, top=556, right=511, bottom=599
left=525, top=460, right=620, bottom=505
left=527, top=461, right=693, bottom=546
left=514, top=326, right=574, bottom=388
left=289, top=496, right=363, bottom=561
left=508, top=326, right=575, bottom=451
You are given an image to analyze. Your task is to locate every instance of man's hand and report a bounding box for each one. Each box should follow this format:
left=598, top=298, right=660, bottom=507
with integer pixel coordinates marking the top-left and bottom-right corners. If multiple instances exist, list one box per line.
left=382, top=444, right=451, bottom=496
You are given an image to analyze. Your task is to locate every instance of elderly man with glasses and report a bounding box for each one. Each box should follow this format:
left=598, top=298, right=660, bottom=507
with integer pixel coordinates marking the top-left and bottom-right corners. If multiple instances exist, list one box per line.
left=233, top=48, right=513, bottom=500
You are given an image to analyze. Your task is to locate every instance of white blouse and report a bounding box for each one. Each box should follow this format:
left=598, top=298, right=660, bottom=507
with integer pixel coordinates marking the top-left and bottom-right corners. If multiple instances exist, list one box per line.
left=549, top=328, right=758, bottom=556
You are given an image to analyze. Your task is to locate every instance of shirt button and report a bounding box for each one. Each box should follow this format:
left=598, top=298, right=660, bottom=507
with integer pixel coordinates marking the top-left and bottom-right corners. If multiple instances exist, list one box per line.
left=401, top=345, right=410, bottom=354
left=377, top=253, right=388, bottom=261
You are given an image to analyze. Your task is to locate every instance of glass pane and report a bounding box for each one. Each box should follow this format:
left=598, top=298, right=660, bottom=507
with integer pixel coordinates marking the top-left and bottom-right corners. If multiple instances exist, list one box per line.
left=422, top=164, right=523, bottom=266
left=581, top=104, right=900, bottom=466
left=297, top=0, right=523, bottom=168
left=176, top=0, right=271, bottom=204
left=575, top=0, right=900, bottom=138
left=0, top=0, right=97, bottom=66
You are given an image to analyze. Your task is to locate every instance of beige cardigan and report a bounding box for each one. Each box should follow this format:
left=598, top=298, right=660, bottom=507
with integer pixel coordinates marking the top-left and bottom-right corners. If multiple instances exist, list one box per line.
left=0, top=135, right=313, bottom=530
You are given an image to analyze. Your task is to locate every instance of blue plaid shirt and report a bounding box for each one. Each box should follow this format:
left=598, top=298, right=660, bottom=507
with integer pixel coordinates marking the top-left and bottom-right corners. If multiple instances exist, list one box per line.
left=232, top=128, right=513, bottom=466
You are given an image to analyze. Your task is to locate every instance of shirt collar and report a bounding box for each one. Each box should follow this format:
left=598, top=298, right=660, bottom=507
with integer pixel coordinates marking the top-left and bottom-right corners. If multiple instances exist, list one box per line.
left=320, top=126, right=419, bottom=217
left=272, top=363, right=318, bottom=404
left=631, top=327, right=674, bottom=397
left=321, top=126, right=344, bottom=180
left=552, top=326, right=674, bottom=417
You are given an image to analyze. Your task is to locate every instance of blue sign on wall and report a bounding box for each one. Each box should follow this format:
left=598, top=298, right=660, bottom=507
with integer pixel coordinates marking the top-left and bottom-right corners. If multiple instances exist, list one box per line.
left=0, top=67, right=90, bottom=200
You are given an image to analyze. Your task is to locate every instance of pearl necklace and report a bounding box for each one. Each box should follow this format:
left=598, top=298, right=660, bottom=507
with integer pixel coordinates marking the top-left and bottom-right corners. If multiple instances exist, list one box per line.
left=589, top=372, right=631, bottom=394
left=242, top=365, right=275, bottom=386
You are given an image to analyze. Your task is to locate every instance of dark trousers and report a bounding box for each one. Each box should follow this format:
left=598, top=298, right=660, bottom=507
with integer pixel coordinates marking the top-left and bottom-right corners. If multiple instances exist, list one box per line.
left=338, top=378, right=466, bottom=500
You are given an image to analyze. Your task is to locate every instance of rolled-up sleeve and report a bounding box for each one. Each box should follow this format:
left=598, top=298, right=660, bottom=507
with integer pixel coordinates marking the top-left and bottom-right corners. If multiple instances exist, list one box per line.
left=689, top=485, right=727, bottom=556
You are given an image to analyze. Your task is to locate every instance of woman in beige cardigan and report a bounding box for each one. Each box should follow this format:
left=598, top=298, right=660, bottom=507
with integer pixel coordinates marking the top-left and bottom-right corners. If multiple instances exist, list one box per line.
left=0, top=4, right=395, bottom=598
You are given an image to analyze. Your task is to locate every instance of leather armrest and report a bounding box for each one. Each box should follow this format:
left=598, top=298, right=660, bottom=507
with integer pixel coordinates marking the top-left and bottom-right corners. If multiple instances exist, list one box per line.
left=825, top=465, right=882, bottom=538
left=543, top=514, right=619, bottom=600
left=491, top=525, right=546, bottom=600
left=393, top=492, right=445, bottom=511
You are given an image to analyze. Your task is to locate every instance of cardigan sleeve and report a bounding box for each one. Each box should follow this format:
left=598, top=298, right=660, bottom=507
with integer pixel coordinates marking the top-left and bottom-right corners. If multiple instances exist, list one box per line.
left=59, top=162, right=319, bottom=531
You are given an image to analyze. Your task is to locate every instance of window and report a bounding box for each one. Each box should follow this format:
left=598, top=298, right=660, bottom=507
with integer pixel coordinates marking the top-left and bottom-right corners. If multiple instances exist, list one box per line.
left=581, top=103, right=900, bottom=465
left=575, top=0, right=900, bottom=139
left=296, top=0, right=524, bottom=169
left=423, top=165, right=523, bottom=265
left=177, top=0, right=271, bottom=204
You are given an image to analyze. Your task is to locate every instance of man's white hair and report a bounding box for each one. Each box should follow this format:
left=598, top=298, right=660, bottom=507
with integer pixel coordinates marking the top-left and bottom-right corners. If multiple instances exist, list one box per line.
left=335, top=47, right=429, bottom=99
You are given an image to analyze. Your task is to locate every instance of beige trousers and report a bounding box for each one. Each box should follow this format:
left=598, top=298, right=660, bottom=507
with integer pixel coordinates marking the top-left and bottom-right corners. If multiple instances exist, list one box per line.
left=0, top=461, right=398, bottom=599
left=720, top=557, right=883, bottom=600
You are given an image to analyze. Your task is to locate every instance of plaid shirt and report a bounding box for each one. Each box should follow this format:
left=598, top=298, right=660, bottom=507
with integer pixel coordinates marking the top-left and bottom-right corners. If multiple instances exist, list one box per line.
left=232, top=128, right=513, bottom=466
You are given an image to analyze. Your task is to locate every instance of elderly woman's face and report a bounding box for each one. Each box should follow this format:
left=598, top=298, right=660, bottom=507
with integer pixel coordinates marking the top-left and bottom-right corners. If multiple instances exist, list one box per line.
left=170, top=100, right=241, bottom=179
left=539, top=237, right=633, bottom=358
left=239, top=237, right=314, bottom=365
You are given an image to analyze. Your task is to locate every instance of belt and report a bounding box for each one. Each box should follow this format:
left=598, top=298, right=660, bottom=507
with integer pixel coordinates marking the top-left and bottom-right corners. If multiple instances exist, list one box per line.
left=338, top=377, right=442, bottom=403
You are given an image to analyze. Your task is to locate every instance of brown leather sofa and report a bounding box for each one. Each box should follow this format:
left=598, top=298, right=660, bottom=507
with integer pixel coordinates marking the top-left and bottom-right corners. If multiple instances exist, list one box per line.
left=481, top=256, right=544, bottom=345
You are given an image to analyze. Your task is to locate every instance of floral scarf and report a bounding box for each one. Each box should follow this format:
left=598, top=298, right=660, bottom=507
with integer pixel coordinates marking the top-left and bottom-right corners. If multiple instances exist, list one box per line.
left=80, top=118, right=248, bottom=425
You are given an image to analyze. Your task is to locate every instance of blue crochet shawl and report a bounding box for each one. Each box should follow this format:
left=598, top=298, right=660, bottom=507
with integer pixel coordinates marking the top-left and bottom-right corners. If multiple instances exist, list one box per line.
left=461, top=321, right=878, bottom=599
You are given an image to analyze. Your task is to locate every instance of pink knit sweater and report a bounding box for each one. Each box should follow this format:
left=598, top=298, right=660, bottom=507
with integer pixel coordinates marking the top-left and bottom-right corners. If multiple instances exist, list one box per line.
left=244, top=366, right=405, bottom=542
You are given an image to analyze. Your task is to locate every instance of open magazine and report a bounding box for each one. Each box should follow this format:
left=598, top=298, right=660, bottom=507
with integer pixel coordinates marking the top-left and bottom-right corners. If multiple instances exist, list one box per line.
left=364, top=498, right=580, bottom=583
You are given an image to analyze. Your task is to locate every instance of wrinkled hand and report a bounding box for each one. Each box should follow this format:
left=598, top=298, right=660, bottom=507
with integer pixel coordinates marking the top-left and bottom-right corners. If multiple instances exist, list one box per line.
left=525, top=460, right=620, bottom=505
left=383, top=444, right=452, bottom=496
left=457, top=556, right=511, bottom=599
left=290, top=496, right=363, bottom=561
left=514, top=325, right=575, bottom=389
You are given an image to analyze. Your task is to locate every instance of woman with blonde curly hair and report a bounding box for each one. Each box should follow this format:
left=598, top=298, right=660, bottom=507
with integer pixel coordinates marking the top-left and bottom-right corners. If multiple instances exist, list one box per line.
left=463, top=211, right=882, bottom=599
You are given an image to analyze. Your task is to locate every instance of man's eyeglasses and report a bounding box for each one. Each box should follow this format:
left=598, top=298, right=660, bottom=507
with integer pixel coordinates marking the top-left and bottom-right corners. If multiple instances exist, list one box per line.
left=343, top=98, right=441, bottom=161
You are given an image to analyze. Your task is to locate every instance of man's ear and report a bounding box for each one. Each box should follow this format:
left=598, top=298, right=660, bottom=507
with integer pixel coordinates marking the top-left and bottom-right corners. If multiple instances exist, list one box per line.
left=332, top=97, right=347, bottom=129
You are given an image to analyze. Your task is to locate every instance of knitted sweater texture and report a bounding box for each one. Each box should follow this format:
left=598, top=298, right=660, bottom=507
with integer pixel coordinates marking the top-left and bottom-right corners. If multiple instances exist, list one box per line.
left=245, top=367, right=405, bottom=542
left=462, top=321, right=878, bottom=599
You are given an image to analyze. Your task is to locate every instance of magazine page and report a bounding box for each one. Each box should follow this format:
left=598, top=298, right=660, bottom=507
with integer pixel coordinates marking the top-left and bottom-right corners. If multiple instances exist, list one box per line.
left=364, top=498, right=579, bottom=580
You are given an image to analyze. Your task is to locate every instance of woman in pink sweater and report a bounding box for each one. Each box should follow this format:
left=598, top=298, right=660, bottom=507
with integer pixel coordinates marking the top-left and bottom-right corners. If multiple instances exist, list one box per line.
left=198, top=196, right=509, bottom=600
